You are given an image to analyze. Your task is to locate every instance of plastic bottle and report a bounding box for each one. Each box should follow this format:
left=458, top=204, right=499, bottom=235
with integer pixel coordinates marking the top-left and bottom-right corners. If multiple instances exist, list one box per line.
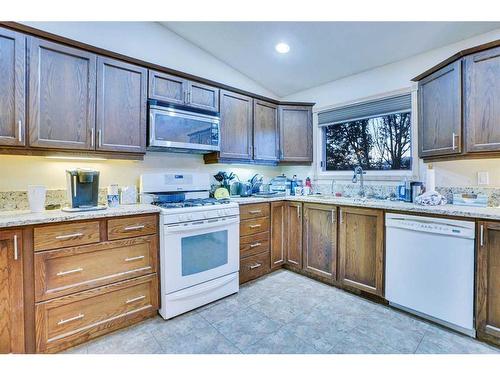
left=290, top=175, right=297, bottom=196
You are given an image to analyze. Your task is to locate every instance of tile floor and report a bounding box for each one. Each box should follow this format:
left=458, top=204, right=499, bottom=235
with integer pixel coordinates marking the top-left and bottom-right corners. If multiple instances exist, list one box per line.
left=64, top=269, right=499, bottom=354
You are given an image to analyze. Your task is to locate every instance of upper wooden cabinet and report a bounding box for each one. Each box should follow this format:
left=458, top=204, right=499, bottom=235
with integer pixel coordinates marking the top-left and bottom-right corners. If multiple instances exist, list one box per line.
left=303, top=203, right=337, bottom=280
left=218, top=90, right=254, bottom=160
left=254, top=100, right=279, bottom=162
left=279, top=105, right=313, bottom=162
left=338, top=207, right=384, bottom=297
left=96, top=57, right=147, bottom=153
left=0, top=229, right=25, bottom=354
left=0, top=28, right=26, bottom=147
left=418, top=61, right=462, bottom=158
left=28, top=37, right=96, bottom=150
left=476, top=221, right=500, bottom=346
left=285, top=201, right=303, bottom=268
left=148, top=70, right=219, bottom=112
left=464, top=46, right=500, bottom=153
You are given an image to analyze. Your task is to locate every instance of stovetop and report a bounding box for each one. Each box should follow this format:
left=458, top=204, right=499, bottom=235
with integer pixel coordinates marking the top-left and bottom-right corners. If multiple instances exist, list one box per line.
left=152, top=197, right=231, bottom=209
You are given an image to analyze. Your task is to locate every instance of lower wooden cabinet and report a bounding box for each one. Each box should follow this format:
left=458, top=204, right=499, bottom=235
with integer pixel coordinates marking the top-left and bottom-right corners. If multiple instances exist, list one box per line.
left=270, top=201, right=286, bottom=269
left=285, top=202, right=303, bottom=268
left=240, top=251, right=271, bottom=284
left=303, top=203, right=337, bottom=280
left=338, top=207, right=384, bottom=297
left=477, top=221, right=500, bottom=345
left=0, top=229, right=25, bottom=354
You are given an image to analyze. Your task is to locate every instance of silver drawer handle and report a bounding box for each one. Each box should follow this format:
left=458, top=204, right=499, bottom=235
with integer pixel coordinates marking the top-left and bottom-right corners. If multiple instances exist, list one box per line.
left=124, top=225, right=145, bottom=231
left=55, top=233, right=83, bottom=240
left=124, top=255, right=145, bottom=262
left=18, top=120, right=22, bottom=142
left=13, top=234, right=19, bottom=260
left=249, top=224, right=261, bottom=229
left=58, top=313, right=84, bottom=325
left=248, top=210, right=262, bottom=214
left=249, top=242, right=262, bottom=248
left=126, top=295, right=146, bottom=304
left=57, top=267, right=83, bottom=276
left=250, top=263, right=262, bottom=270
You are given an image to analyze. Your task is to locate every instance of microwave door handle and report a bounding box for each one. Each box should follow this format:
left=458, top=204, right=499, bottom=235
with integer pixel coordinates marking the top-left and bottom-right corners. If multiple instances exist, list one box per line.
left=165, top=216, right=239, bottom=233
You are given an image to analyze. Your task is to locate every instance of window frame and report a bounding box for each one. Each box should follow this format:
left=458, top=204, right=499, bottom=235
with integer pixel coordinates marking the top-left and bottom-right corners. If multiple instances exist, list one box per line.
left=315, top=87, right=419, bottom=182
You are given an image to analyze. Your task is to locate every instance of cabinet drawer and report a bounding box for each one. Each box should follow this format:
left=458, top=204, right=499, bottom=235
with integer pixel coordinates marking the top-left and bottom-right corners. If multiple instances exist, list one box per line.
left=107, top=215, right=157, bottom=240
left=240, top=251, right=270, bottom=284
left=240, top=217, right=270, bottom=236
left=35, top=274, right=158, bottom=353
left=240, top=203, right=270, bottom=220
left=34, top=235, right=158, bottom=302
left=240, top=232, right=270, bottom=259
left=34, top=221, right=101, bottom=251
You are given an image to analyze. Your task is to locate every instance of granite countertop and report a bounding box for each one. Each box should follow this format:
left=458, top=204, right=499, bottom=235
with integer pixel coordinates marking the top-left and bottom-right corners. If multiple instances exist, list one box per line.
left=0, top=204, right=161, bottom=228
left=231, top=195, right=500, bottom=221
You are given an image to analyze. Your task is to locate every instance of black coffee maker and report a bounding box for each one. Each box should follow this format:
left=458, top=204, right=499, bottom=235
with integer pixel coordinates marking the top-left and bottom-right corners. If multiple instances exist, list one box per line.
left=63, top=169, right=106, bottom=212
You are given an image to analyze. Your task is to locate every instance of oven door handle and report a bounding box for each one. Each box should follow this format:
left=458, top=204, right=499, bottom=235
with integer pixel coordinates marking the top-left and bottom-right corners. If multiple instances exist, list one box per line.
left=165, top=216, right=240, bottom=233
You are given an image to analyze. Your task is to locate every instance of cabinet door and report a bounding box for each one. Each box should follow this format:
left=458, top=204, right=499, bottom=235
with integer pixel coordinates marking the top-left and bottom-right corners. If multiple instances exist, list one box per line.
left=338, top=207, right=384, bottom=296
left=285, top=202, right=303, bottom=268
left=418, top=60, right=462, bottom=158
left=279, top=105, right=313, bottom=162
left=148, top=70, right=187, bottom=105
left=188, top=81, right=219, bottom=112
left=254, top=100, right=279, bottom=162
left=96, top=57, right=147, bottom=153
left=303, top=204, right=337, bottom=280
left=0, top=230, right=24, bottom=353
left=28, top=37, right=96, bottom=150
left=477, top=221, right=500, bottom=345
left=0, top=27, right=26, bottom=147
left=219, top=90, right=253, bottom=160
left=270, top=201, right=286, bottom=269
left=464, top=46, right=500, bottom=153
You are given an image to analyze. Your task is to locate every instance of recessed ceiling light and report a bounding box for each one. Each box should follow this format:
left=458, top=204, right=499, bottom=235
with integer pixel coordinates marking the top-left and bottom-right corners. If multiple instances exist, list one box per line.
left=275, top=42, right=290, bottom=54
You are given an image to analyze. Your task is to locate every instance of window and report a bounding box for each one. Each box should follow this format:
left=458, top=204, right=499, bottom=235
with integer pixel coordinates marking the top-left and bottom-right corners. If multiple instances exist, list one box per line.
left=319, top=93, right=412, bottom=172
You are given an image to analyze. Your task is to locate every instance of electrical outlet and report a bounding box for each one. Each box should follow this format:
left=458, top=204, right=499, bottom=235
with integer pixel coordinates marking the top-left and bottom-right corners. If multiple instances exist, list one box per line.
left=478, top=171, right=489, bottom=185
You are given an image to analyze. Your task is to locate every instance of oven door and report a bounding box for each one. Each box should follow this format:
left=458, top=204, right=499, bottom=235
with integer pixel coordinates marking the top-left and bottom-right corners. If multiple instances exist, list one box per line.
left=149, top=106, right=220, bottom=152
left=163, top=216, right=239, bottom=293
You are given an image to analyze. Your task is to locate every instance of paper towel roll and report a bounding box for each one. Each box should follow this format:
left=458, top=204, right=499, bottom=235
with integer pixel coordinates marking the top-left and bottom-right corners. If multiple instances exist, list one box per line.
left=426, top=168, right=435, bottom=193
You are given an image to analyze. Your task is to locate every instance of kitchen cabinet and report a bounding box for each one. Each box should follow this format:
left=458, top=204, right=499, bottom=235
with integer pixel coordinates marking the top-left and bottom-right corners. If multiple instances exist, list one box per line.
left=148, top=70, right=219, bottom=112
left=253, top=99, right=279, bottom=162
left=285, top=202, right=303, bottom=268
left=270, top=201, right=286, bottom=269
left=28, top=37, right=97, bottom=150
left=338, top=207, right=384, bottom=297
left=218, top=90, right=254, bottom=160
left=279, top=105, right=313, bottom=163
left=476, top=221, right=500, bottom=346
left=0, top=27, right=26, bottom=147
left=96, top=57, right=147, bottom=153
left=303, top=203, right=337, bottom=280
left=464, top=46, right=500, bottom=153
left=418, top=60, right=462, bottom=158
left=0, top=229, right=25, bottom=353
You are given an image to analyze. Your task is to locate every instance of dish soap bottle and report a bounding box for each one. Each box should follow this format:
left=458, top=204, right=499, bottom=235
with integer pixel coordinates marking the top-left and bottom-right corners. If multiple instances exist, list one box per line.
left=304, top=177, right=312, bottom=195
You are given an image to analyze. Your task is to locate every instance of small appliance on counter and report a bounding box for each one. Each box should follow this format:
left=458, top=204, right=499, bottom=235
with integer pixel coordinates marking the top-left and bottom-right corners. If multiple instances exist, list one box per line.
left=398, top=179, right=424, bottom=203
left=269, top=174, right=290, bottom=194
left=62, top=169, right=106, bottom=212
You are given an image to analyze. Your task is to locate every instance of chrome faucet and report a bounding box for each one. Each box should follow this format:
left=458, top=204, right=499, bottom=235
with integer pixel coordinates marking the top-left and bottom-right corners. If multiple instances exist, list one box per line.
left=352, top=166, right=366, bottom=197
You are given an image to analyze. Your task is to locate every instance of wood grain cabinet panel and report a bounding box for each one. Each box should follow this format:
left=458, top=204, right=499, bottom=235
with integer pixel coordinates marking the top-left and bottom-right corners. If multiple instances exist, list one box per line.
left=270, top=201, right=286, bottom=269
left=34, top=235, right=158, bottom=302
left=34, top=221, right=101, bottom=252
left=96, top=57, right=147, bottom=153
left=148, top=70, right=187, bottom=105
left=0, top=230, right=24, bottom=353
left=464, top=46, right=500, bottom=153
left=240, top=251, right=271, bottom=284
left=0, top=27, right=26, bottom=147
left=338, top=207, right=384, bottom=297
left=219, top=90, right=253, bottom=160
left=240, top=232, right=270, bottom=259
left=107, top=215, right=157, bottom=241
left=303, top=204, right=337, bottom=280
left=188, top=81, right=219, bottom=112
left=477, top=221, right=500, bottom=346
left=28, top=37, right=96, bottom=150
left=418, top=60, right=462, bottom=158
left=285, top=202, right=303, bottom=268
left=240, top=217, right=270, bottom=237
left=279, top=105, right=313, bottom=162
left=253, top=100, right=279, bottom=162
left=239, top=203, right=270, bottom=220
left=35, top=274, right=158, bottom=353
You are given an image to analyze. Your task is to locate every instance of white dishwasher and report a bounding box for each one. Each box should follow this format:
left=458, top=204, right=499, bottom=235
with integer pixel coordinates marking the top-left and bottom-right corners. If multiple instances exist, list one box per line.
left=385, top=213, right=475, bottom=336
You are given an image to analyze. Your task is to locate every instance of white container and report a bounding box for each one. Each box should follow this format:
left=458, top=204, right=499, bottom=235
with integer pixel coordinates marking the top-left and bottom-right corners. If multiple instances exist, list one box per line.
left=27, top=185, right=46, bottom=213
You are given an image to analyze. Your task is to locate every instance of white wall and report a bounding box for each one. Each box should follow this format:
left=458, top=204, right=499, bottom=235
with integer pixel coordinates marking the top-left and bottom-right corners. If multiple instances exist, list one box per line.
left=283, top=28, right=500, bottom=188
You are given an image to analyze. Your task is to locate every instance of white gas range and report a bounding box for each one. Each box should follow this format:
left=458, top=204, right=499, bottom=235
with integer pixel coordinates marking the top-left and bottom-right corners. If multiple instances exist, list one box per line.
left=140, top=172, right=240, bottom=319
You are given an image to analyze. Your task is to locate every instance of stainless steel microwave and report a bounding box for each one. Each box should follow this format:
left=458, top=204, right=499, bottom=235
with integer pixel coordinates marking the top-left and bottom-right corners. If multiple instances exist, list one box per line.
left=148, top=104, right=220, bottom=153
